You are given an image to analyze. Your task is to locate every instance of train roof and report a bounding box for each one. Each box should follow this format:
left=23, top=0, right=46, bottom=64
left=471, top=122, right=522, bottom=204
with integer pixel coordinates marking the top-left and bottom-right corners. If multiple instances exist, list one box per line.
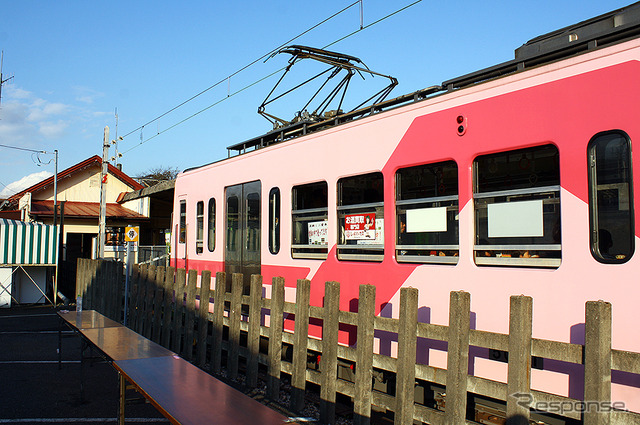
left=186, top=2, right=640, bottom=174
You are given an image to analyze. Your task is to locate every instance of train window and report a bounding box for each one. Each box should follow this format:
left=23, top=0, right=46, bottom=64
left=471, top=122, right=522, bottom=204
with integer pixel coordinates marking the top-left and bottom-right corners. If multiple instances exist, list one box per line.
left=179, top=200, right=186, bottom=244
left=396, top=161, right=459, bottom=264
left=473, top=145, right=561, bottom=268
left=292, top=181, right=328, bottom=259
left=338, top=172, right=384, bottom=261
left=226, top=196, right=239, bottom=252
left=196, top=201, right=204, bottom=254
left=246, top=192, right=260, bottom=253
left=269, top=188, right=280, bottom=254
left=207, top=198, right=216, bottom=252
left=588, top=131, right=634, bottom=263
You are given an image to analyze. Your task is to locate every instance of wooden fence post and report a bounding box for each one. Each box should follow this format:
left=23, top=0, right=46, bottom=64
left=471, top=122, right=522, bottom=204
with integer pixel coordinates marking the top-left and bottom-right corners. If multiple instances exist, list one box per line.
left=160, top=266, right=175, bottom=348
left=267, top=276, right=285, bottom=401
left=97, top=259, right=107, bottom=314
left=86, top=259, right=99, bottom=310
left=197, top=270, right=212, bottom=368
left=507, top=295, right=533, bottom=424
left=444, top=290, right=470, bottom=425
left=354, top=284, right=375, bottom=425
left=143, top=264, right=157, bottom=339
left=247, top=274, right=263, bottom=387
left=584, top=300, right=612, bottom=425
left=128, top=264, right=140, bottom=330
left=211, top=271, right=226, bottom=374
left=228, top=273, right=243, bottom=380
left=320, top=281, right=340, bottom=425
left=171, top=268, right=186, bottom=354
left=90, top=259, right=100, bottom=310
left=101, top=260, right=111, bottom=318
left=183, top=270, right=198, bottom=361
left=397, top=287, right=418, bottom=424
left=109, top=260, right=119, bottom=320
left=151, top=266, right=165, bottom=344
left=291, top=279, right=311, bottom=413
left=114, top=261, right=125, bottom=322
left=136, top=264, right=149, bottom=335
left=74, top=258, right=86, bottom=304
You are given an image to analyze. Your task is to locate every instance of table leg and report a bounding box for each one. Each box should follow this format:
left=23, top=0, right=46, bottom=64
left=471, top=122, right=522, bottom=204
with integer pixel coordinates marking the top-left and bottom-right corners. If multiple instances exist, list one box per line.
left=118, top=372, right=125, bottom=425
left=58, top=317, right=62, bottom=370
left=80, top=339, right=86, bottom=403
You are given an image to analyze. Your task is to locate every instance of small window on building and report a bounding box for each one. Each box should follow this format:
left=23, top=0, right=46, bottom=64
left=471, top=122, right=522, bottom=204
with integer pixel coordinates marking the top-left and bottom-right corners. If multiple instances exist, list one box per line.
left=588, top=131, right=634, bottom=263
left=269, top=188, right=280, bottom=254
left=179, top=200, right=187, bottom=244
left=338, top=172, right=384, bottom=261
left=396, top=161, right=459, bottom=264
left=196, top=201, right=204, bottom=254
left=207, top=198, right=216, bottom=252
left=292, top=182, right=328, bottom=259
left=474, top=145, right=561, bottom=268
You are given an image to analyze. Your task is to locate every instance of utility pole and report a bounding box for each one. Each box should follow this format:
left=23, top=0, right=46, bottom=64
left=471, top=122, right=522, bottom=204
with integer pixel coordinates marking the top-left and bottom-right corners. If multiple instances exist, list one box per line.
left=98, top=126, right=109, bottom=259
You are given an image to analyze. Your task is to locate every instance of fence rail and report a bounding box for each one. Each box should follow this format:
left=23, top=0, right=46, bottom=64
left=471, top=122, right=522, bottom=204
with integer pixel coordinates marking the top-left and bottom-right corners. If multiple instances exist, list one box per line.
left=75, top=258, right=640, bottom=425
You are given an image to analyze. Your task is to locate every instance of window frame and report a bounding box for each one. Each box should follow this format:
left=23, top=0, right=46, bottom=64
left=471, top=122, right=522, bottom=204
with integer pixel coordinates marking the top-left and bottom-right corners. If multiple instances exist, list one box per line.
left=291, top=181, right=329, bottom=259
left=207, top=198, right=216, bottom=252
left=473, top=144, right=562, bottom=268
left=195, top=201, right=204, bottom=254
left=179, top=200, right=187, bottom=244
left=395, top=161, right=459, bottom=264
left=587, top=130, right=635, bottom=264
left=337, top=172, right=384, bottom=262
left=269, top=187, right=280, bottom=255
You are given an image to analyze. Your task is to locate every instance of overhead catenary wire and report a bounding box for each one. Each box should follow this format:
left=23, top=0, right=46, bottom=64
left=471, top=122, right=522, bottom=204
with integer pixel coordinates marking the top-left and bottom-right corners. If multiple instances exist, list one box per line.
left=121, top=1, right=422, bottom=154
left=120, top=0, right=363, bottom=141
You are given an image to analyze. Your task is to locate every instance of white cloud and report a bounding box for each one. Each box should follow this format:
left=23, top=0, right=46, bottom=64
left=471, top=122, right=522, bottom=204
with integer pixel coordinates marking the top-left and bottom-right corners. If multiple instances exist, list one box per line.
left=0, top=171, right=53, bottom=198
left=73, top=86, right=104, bottom=105
left=0, top=85, right=74, bottom=142
left=39, top=120, right=69, bottom=138
left=7, top=87, right=32, bottom=100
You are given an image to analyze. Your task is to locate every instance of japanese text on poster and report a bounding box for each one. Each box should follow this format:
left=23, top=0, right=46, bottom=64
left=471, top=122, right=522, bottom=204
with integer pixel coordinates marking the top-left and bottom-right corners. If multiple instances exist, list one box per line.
left=308, top=220, right=328, bottom=245
left=344, top=213, right=376, bottom=240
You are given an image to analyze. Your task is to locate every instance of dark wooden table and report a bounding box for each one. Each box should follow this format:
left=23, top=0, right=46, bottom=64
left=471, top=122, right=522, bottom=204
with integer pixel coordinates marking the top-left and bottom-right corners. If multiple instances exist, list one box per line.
left=59, top=310, right=295, bottom=425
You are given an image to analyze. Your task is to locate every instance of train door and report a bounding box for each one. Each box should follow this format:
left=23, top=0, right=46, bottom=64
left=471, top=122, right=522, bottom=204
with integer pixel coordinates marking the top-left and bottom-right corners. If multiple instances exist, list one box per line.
left=224, top=181, right=261, bottom=292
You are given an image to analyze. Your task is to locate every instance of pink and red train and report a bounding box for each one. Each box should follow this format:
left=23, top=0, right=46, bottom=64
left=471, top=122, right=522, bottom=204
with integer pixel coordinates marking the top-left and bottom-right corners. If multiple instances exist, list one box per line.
left=172, top=3, right=640, bottom=414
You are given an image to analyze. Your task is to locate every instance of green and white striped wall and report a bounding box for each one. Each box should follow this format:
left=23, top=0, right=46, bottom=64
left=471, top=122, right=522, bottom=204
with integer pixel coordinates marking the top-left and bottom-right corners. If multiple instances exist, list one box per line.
left=0, top=219, right=59, bottom=266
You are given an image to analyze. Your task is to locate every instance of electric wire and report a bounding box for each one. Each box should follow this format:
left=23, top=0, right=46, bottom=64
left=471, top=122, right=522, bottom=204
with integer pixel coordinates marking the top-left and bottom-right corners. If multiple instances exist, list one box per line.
left=121, top=1, right=422, bottom=154
left=120, top=0, right=362, bottom=140
left=0, top=143, right=45, bottom=154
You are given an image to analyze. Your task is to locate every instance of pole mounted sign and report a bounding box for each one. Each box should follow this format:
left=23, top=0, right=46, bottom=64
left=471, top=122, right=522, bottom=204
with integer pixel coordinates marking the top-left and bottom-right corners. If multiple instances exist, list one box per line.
left=123, top=224, right=139, bottom=326
left=125, top=226, right=139, bottom=242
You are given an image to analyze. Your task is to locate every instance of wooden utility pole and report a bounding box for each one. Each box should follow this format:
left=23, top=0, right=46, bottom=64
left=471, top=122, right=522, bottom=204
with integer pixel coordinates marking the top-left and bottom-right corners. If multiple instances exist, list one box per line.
left=98, top=126, right=109, bottom=258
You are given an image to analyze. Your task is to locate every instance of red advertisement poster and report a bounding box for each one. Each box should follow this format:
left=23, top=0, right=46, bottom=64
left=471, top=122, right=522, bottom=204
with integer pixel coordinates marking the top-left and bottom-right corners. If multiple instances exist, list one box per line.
left=344, top=213, right=376, bottom=240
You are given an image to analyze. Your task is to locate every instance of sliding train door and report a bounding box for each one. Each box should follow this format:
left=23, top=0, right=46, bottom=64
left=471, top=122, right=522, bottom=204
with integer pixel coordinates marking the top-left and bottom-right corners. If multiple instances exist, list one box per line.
left=224, top=181, right=261, bottom=292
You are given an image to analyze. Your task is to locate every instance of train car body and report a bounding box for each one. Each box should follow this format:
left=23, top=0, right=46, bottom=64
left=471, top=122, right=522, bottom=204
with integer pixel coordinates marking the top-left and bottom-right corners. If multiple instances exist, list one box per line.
left=173, top=3, right=640, bottom=413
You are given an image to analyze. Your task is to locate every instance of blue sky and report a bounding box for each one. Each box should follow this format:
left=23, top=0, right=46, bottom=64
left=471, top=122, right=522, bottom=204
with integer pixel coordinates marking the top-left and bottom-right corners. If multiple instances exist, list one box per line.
left=0, top=0, right=632, bottom=197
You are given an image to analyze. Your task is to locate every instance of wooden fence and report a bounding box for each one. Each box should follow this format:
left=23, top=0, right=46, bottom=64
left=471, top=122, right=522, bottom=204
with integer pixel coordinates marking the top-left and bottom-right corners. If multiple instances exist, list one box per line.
left=75, top=258, right=640, bottom=425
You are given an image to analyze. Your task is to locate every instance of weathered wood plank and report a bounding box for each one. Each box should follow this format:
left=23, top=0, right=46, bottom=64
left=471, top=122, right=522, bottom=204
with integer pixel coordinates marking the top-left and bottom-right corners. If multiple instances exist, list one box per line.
left=267, top=276, right=285, bottom=401
left=320, top=281, right=340, bottom=425
left=211, top=271, right=226, bottom=374
left=246, top=274, right=262, bottom=387
left=196, top=270, right=212, bottom=368
left=354, top=284, right=375, bottom=425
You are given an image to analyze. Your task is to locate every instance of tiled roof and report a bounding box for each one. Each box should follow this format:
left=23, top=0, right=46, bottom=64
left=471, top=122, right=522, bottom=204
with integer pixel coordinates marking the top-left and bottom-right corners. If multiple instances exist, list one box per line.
left=30, top=200, right=148, bottom=220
